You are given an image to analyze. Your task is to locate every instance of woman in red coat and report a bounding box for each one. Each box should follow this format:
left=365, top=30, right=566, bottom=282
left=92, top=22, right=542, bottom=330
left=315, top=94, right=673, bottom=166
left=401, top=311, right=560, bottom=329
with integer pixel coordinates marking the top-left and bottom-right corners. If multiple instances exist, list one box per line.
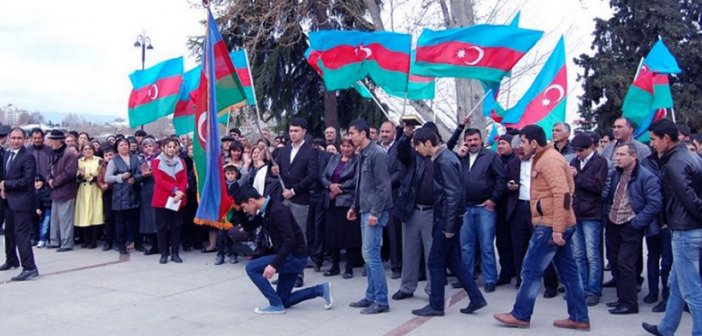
left=151, top=138, right=188, bottom=264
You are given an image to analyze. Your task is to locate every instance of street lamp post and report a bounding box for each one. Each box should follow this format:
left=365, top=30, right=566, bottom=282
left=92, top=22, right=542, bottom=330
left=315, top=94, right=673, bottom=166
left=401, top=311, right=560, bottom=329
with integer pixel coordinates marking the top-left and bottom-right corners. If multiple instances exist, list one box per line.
left=134, top=31, right=153, bottom=130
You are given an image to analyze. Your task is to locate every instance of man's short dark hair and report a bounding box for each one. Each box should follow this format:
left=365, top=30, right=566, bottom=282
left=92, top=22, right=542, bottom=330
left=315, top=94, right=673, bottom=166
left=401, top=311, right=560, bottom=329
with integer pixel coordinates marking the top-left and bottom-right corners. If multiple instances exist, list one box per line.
left=233, top=185, right=262, bottom=203
left=101, top=145, right=115, bottom=154
left=31, top=127, right=44, bottom=137
left=289, top=117, right=309, bottom=130
left=678, top=124, right=691, bottom=137
left=464, top=128, right=482, bottom=140
left=224, top=165, right=240, bottom=179
left=691, top=134, right=702, bottom=144
left=412, top=127, right=439, bottom=147
left=229, top=128, right=241, bottom=136
left=68, top=130, right=79, bottom=138
left=134, top=130, right=147, bottom=137
left=649, top=119, right=679, bottom=142
left=349, top=119, right=370, bottom=139
left=554, top=122, right=571, bottom=134
left=519, top=125, right=547, bottom=147
left=617, top=117, right=637, bottom=130
left=9, top=127, right=25, bottom=137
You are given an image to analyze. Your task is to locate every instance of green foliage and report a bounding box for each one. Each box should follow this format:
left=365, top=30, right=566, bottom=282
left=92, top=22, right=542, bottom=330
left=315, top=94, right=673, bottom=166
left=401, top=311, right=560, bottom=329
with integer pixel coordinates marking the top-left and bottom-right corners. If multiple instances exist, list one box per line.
left=575, top=0, right=702, bottom=131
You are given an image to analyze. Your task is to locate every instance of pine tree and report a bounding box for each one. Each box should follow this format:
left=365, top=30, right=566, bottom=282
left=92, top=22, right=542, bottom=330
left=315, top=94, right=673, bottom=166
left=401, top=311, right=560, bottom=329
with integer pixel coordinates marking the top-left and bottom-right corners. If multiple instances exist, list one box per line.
left=575, top=0, right=702, bottom=131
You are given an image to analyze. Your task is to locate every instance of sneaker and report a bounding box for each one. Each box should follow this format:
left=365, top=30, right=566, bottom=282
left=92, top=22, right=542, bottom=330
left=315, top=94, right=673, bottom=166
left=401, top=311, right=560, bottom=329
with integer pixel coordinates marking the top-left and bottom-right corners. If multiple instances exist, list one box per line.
left=322, top=282, right=334, bottom=309
left=254, top=305, right=286, bottom=315
left=36, top=241, right=46, bottom=248
left=586, top=294, right=600, bottom=306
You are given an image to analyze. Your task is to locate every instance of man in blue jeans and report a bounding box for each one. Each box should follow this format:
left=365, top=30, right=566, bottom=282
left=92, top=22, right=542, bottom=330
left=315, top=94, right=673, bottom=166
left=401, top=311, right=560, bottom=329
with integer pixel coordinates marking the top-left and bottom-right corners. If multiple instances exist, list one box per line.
left=643, top=119, right=702, bottom=336
left=235, top=186, right=333, bottom=314
left=446, top=123, right=506, bottom=293
left=494, top=125, right=590, bottom=331
left=569, top=133, right=609, bottom=306
left=347, top=119, right=393, bottom=315
left=410, top=127, right=487, bottom=316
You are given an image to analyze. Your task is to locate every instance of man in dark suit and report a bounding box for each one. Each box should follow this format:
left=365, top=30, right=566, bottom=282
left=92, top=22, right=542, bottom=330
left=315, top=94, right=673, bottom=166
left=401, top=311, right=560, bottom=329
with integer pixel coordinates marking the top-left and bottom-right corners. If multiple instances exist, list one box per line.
left=380, top=121, right=404, bottom=279
left=275, top=117, right=318, bottom=287
left=0, top=127, right=39, bottom=281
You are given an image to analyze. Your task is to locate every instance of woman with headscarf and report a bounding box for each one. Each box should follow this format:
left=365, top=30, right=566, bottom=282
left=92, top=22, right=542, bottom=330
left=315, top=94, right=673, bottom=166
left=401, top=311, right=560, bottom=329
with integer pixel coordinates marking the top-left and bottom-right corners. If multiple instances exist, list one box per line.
left=151, top=138, right=188, bottom=264
left=139, top=138, right=160, bottom=255
left=74, top=143, right=104, bottom=248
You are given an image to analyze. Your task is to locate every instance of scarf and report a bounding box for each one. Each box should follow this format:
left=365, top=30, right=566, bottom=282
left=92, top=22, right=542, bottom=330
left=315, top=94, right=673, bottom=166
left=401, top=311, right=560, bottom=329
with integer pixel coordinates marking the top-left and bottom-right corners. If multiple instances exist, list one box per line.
left=158, top=152, right=184, bottom=179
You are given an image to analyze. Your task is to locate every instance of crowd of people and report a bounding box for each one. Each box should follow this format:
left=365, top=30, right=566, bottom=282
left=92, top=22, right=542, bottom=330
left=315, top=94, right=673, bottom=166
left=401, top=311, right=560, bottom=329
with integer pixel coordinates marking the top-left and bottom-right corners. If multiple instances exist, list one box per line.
left=0, top=115, right=700, bottom=335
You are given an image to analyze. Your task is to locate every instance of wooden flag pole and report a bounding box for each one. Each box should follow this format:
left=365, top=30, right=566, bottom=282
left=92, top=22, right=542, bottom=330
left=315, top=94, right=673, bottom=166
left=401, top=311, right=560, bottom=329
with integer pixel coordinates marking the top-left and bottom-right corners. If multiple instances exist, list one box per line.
left=357, top=81, right=392, bottom=121
left=242, top=48, right=265, bottom=140
left=464, top=88, right=492, bottom=120
left=671, top=107, right=677, bottom=124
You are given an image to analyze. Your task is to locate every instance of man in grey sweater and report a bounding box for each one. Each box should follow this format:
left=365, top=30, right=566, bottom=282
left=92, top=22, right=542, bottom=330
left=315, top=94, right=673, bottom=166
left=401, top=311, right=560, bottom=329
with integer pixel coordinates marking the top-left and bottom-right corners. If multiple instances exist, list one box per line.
left=347, top=119, right=393, bottom=315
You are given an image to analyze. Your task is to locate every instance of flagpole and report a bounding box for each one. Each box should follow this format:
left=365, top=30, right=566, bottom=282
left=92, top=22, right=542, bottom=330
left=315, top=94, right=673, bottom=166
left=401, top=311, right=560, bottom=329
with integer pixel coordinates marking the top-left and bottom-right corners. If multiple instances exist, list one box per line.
left=632, top=57, right=645, bottom=81
left=465, top=89, right=493, bottom=120
left=431, top=100, right=436, bottom=123
left=671, top=107, right=677, bottom=124
left=242, top=48, right=266, bottom=140
left=357, top=81, right=392, bottom=121
left=402, top=92, right=408, bottom=116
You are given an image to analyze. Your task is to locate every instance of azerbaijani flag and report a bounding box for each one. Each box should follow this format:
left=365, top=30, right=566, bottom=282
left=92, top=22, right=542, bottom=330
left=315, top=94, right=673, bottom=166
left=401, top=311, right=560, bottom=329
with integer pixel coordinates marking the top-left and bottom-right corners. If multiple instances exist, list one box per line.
left=502, top=37, right=567, bottom=139
left=128, top=57, right=183, bottom=128
left=481, top=81, right=505, bottom=123
left=386, top=51, right=435, bottom=100
left=623, top=38, right=680, bottom=139
left=193, top=8, right=246, bottom=229
left=174, top=65, right=200, bottom=135
left=486, top=123, right=502, bottom=150
left=413, top=24, right=542, bottom=82
left=308, top=30, right=411, bottom=93
left=230, top=50, right=256, bottom=106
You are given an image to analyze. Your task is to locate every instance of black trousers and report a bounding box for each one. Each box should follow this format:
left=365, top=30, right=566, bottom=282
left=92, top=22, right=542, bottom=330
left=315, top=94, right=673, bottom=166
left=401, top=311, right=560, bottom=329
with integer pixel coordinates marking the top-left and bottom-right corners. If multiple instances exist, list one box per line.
left=4, top=210, right=36, bottom=270
left=496, top=202, right=515, bottom=280
left=510, top=201, right=559, bottom=289
left=385, top=214, right=402, bottom=272
left=115, top=208, right=139, bottom=249
left=607, top=219, right=644, bottom=309
left=306, top=195, right=327, bottom=264
left=155, top=208, right=182, bottom=256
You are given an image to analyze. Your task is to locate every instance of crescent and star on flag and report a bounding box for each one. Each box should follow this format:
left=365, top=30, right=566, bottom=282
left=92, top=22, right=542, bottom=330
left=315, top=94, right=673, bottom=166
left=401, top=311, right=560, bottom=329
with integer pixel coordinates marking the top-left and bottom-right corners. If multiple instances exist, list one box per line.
left=355, top=45, right=373, bottom=59
left=456, top=46, right=484, bottom=66
left=541, top=84, right=565, bottom=107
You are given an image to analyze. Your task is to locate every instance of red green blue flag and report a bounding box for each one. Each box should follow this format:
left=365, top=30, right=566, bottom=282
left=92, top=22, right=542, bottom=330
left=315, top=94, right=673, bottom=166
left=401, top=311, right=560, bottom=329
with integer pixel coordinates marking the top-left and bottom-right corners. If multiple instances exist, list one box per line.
left=174, top=66, right=200, bottom=135
left=230, top=50, right=256, bottom=106
left=481, top=81, right=505, bottom=123
left=502, top=37, right=567, bottom=139
left=128, top=57, right=183, bottom=128
left=193, top=8, right=246, bottom=229
left=413, top=24, right=542, bottom=82
left=307, top=30, right=412, bottom=93
left=486, top=123, right=503, bottom=150
left=385, top=51, right=435, bottom=100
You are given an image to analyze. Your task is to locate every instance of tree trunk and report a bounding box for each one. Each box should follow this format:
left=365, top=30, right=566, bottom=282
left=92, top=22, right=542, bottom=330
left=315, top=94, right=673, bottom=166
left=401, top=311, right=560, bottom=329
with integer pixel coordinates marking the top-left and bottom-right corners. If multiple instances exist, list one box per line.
left=446, top=0, right=486, bottom=136
left=365, top=0, right=386, bottom=30
left=314, top=0, right=339, bottom=128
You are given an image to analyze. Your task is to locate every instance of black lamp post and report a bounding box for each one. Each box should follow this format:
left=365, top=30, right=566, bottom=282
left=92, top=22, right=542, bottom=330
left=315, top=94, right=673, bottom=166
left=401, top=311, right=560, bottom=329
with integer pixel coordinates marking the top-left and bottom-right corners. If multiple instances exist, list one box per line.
left=134, top=32, right=153, bottom=130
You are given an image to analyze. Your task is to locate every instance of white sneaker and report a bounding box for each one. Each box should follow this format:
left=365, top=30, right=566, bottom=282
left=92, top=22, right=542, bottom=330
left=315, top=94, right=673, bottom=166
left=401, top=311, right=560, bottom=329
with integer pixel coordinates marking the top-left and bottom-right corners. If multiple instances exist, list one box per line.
left=36, top=241, right=46, bottom=248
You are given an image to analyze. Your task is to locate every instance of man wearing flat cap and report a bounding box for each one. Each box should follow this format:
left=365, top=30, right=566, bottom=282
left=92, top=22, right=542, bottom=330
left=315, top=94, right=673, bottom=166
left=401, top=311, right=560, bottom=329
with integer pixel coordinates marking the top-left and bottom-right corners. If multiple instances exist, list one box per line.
left=46, top=130, right=79, bottom=252
left=568, top=132, right=609, bottom=306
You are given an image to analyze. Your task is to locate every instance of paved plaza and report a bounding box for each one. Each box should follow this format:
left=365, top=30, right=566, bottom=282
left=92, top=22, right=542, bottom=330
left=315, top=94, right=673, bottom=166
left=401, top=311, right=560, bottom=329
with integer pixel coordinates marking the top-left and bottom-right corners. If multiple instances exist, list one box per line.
left=0, top=244, right=693, bottom=336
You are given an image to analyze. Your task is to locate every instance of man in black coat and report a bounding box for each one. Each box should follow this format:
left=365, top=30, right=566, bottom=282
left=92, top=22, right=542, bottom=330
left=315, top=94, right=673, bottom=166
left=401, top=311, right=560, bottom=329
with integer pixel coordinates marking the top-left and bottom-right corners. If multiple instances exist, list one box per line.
left=236, top=185, right=333, bottom=314
left=380, top=121, right=404, bottom=279
left=274, top=117, right=318, bottom=287
left=0, top=127, right=39, bottom=281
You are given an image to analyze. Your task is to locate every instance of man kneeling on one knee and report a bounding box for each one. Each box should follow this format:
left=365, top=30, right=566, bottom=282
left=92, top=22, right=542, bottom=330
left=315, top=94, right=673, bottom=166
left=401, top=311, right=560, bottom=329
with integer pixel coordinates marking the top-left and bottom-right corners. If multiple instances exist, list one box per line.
left=235, top=185, right=333, bottom=314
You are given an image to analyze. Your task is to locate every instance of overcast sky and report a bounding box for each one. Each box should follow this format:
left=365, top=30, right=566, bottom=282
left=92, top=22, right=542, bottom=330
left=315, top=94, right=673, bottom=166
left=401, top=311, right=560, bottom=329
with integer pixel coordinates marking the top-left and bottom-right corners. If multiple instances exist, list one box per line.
left=0, top=0, right=612, bottom=121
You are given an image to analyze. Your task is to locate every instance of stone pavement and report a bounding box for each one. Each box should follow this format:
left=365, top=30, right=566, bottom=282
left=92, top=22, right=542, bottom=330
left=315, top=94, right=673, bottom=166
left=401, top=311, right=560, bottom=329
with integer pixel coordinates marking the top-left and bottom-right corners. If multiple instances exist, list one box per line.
left=0, top=244, right=692, bottom=336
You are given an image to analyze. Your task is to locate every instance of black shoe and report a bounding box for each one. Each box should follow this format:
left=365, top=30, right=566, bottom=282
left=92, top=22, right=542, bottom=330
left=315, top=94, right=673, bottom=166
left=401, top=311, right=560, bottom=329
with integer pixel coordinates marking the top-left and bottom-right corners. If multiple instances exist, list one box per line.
left=349, top=298, right=373, bottom=308
left=144, top=247, right=160, bottom=256
left=392, top=290, right=414, bottom=300
left=652, top=300, right=666, bottom=313
left=451, top=281, right=462, bottom=289
left=604, top=262, right=611, bottom=271
left=391, top=270, right=401, bottom=280
left=343, top=272, right=354, bottom=279
left=56, top=247, right=73, bottom=252
left=119, top=247, right=128, bottom=255
left=171, top=254, right=183, bottom=263
left=81, top=242, right=89, bottom=248
left=460, top=300, right=487, bottom=314
left=46, top=244, right=59, bottom=249
left=543, top=287, right=558, bottom=299
left=642, top=322, right=663, bottom=336
left=609, top=306, right=638, bottom=315
left=496, top=277, right=512, bottom=286
left=515, top=278, right=522, bottom=289
left=362, top=269, right=367, bottom=277
left=214, top=254, right=224, bottom=265
left=294, top=277, right=303, bottom=288
left=134, top=246, right=146, bottom=252
left=606, top=301, right=621, bottom=308
left=643, top=293, right=658, bottom=304
left=102, top=242, right=113, bottom=251
left=0, top=263, right=19, bottom=271
left=11, top=268, right=39, bottom=281
left=324, top=268, right=340, bottom=277
left=361, top=303, right=390, bottom=314
left=485, top=283, right=496, bottom=293
left=159, top=255, right=168, bottom=264
left=412, top=305, right=444, bottom=317
left=271, top=279, right=279, bottom=285
left=183, top=246, right=192, bottom=252
left=602, top=279, right=617, bottom=288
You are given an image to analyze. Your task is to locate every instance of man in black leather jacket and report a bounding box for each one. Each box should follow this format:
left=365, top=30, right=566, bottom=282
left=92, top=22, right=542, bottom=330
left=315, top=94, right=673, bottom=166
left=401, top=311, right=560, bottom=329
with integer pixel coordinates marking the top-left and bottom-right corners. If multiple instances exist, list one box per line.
left=410, top=127, right=487, bottom=317
left=643, top=119, right=702, bottom=336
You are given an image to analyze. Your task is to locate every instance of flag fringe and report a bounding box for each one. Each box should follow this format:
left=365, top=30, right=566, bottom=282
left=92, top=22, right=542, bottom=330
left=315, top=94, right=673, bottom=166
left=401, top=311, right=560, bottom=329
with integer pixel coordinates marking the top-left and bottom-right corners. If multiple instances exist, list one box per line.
left=194, top=217, right=233, bottom=230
